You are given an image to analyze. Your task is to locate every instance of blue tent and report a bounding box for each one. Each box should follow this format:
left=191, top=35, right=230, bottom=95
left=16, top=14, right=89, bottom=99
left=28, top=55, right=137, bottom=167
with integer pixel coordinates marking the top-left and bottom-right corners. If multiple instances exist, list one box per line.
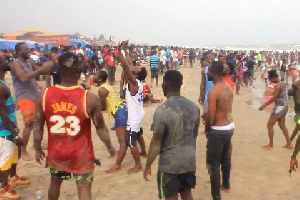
left=0, top=39, right=58, bottom=52
left=70, top=41, right=90, bottom=47
left=0, top=41, right=18, bottom=50
left=0, top=40, right=56, bottom=51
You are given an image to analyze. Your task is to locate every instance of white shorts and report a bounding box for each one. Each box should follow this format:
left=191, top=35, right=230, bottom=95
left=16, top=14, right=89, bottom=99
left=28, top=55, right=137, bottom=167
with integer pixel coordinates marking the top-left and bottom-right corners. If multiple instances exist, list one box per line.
left=0, top=136, right=18, bottom=171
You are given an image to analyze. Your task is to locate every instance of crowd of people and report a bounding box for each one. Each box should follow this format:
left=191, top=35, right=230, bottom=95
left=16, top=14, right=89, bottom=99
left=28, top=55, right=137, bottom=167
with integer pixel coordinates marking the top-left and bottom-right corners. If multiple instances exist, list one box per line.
left=0, top=40, right=300, bottom=200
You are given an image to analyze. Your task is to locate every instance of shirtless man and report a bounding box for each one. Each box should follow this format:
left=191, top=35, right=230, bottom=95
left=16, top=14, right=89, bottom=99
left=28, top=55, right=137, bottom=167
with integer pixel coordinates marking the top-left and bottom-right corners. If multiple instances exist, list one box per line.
left=33, top=53, right=114, bottom=200
left=290, top=80, right=300, bottom=141
left=259, top=70, right=292, bottom=149
left=206, top=61, right=234, bottom=200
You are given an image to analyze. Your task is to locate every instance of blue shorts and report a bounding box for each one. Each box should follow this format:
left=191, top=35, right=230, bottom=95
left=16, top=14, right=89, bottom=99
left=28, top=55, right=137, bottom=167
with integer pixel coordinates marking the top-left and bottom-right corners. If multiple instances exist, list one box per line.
left=114, top=103, right=128, bottom=128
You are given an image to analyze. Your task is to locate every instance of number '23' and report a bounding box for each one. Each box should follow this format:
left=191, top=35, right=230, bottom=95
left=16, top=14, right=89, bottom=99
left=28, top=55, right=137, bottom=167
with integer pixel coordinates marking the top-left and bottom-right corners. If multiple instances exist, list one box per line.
left=50, top=115, right=81, bottom=136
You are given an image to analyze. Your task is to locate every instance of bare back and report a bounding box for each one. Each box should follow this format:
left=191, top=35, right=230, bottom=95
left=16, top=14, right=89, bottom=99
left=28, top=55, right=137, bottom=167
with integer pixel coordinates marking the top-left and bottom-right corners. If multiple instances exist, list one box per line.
left=208, top=81, right=233, bottom=126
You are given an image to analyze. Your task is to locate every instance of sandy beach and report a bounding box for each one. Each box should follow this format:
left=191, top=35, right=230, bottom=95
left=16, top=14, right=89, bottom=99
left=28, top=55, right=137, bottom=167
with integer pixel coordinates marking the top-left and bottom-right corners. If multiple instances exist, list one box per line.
left=7, top=60, right=300, bottom=200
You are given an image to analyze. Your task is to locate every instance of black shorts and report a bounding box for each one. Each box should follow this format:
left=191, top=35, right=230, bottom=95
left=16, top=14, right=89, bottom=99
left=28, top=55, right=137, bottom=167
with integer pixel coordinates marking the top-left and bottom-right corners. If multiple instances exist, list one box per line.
left=295, top=103, right=300, bottom=116
left=157, top=170, right=196, bottom=199
left=151, top=68, right=159, bottom=79
left=49, top=168, right=93, bottom=186
left=249, top=69, right=254, bottom=78
left=243, top=71, right=251, bottom=78
left=143, top=95, right=149, bottom=103
left=126, top=127, right=143, bottom=147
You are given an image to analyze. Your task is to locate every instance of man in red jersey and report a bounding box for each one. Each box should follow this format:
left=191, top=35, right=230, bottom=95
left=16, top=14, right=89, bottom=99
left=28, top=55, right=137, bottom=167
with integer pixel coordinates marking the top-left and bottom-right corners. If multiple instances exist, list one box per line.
left=33, top=52, right=115, bottom=200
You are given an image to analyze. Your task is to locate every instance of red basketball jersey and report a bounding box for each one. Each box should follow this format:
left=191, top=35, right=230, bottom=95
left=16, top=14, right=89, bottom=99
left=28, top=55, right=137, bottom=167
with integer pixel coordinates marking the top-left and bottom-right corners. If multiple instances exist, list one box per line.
left=43, top=85, right=94, bottom=174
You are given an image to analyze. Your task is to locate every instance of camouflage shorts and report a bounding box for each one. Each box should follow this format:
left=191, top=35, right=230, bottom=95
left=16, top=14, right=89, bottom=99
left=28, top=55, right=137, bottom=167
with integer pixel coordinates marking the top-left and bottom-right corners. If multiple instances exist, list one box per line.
left=50, top=168, right=94, bottom=186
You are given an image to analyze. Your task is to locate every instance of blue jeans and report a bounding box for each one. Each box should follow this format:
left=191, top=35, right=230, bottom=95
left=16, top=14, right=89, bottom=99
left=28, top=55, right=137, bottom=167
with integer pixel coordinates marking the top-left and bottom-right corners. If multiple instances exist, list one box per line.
left=174, top=61, right=179, bottom=71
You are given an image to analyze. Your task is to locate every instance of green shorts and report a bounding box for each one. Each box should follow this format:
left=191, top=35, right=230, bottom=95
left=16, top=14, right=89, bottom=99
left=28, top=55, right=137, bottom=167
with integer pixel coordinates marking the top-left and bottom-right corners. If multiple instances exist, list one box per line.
left=50, top=168, right=93, bottom=186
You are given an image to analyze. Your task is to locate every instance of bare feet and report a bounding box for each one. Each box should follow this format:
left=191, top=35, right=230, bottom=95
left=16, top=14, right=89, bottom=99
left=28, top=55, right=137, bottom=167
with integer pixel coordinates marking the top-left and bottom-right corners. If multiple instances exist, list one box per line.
left=221, top=186, right=231, bottom=193
left=106, top=165, right=121, bottom=173
left=21, top=152, right=33, bottom=161
left=282, top=144, right=294, bottom=149
left=140, top=152, right=148, bottom=158
left=262, top=145, right=273, bottom=150
left=127, top=165, right=143, bottom=173
left=236, top=93, right=241, bottom=95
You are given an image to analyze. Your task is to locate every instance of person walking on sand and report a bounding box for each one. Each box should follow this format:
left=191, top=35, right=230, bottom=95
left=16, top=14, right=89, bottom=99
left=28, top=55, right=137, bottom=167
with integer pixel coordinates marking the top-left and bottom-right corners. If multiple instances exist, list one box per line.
left=144, top=70, right=200, bottom=200
left=206, top=61, right=234, bottom=200
left=259, top=70, right=292, bottom=150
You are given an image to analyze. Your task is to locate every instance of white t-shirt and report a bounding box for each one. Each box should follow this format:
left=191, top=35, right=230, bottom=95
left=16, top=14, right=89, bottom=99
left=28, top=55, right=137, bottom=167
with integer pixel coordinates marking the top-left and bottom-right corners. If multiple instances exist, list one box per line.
left=170, top=50, right=174, bottom=58
left=125, top=80, right=145, bottom=132
left=75, top=49, right=84, bottom=55
left=160, top=50, right=166, bottom=60
left=173, top=51, right=178, bottom=62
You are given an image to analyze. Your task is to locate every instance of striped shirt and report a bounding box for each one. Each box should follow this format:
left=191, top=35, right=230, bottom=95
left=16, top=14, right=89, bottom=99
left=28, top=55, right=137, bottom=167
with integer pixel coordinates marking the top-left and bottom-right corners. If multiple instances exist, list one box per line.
left=0, top=80, right=18, bottom=136
left=150, top=55, right=160, bottom=69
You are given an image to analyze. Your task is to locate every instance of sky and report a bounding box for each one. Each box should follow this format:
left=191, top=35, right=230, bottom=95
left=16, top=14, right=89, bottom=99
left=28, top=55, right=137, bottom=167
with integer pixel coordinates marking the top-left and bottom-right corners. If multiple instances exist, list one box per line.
left=1, top=0, right=300, bottom=46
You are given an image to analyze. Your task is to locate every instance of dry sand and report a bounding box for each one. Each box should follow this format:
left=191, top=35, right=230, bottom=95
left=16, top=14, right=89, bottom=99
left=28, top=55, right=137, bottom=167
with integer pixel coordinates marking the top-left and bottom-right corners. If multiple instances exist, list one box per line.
left=6, top=60, right=300, bottom=200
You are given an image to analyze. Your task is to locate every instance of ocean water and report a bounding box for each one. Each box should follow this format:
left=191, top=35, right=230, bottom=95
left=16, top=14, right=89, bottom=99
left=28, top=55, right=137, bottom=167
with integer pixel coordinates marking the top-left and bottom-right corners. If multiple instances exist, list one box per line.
left=201, top=44, right=300, bottom=52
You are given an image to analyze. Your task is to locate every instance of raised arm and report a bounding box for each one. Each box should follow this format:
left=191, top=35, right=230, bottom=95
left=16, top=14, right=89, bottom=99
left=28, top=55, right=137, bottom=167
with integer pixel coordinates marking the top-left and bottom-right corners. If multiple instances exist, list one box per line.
left=120, top=70, right=125, bottom=99
left=28, top=59, right=41, bottom=71
left=11, top=60, right=54, bottom=83
left=118, top=41, right=138, bottom=95
left=125, top=50, right=134, bottom=66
